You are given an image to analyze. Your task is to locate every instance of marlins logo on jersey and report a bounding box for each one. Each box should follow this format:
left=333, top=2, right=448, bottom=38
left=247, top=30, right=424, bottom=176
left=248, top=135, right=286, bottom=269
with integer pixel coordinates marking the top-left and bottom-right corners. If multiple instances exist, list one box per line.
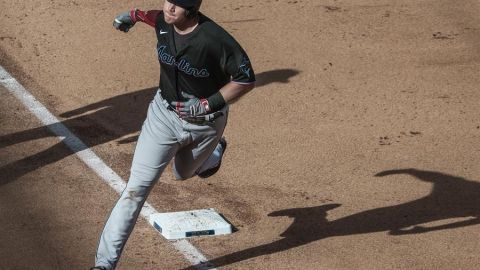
left=239, top=56, right=253, bottom=79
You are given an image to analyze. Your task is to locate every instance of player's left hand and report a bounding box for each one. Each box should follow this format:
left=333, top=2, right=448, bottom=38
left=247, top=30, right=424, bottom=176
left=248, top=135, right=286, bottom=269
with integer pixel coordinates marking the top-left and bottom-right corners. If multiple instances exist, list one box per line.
left=171, top=92, right=211, bottom=118
left=113, top=11, right=136, bottom=32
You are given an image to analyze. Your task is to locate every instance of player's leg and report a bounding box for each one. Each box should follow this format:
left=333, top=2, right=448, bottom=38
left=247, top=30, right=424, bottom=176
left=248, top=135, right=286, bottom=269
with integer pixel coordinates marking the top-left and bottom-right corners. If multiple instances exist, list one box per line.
left=94, top=93, right=180, bottom=270
left=173, top=107, right=228, bottom=180
left=195, top=136, right=227, bottom=178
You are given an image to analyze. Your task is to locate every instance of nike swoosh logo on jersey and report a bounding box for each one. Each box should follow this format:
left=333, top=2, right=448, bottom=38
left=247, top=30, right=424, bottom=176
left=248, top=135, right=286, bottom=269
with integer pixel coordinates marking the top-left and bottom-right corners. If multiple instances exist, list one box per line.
left=160, top=30, right=168, bottom=34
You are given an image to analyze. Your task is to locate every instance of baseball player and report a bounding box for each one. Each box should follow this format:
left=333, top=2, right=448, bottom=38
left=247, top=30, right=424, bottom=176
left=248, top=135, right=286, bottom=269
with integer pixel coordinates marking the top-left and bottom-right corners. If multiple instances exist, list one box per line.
left=90, top=0, right=255, bottom=269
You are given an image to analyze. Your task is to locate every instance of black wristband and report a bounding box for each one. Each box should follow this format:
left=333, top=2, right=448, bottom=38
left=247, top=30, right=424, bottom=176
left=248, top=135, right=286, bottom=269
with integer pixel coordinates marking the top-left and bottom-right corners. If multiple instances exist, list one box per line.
left=207, top=92, right=226, bottom=112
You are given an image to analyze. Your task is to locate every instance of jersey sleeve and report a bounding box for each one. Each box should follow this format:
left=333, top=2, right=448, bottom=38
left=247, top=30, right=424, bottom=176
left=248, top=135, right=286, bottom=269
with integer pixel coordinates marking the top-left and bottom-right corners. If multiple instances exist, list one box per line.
left=222, top=38, right=256, bottom=84
left=131, top=9, right=161, bottom=28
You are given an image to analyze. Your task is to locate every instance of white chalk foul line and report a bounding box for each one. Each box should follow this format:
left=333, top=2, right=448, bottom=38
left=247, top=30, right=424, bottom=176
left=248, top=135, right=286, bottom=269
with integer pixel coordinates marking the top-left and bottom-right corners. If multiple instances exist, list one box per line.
left=0, top=65, right=216, bottom=270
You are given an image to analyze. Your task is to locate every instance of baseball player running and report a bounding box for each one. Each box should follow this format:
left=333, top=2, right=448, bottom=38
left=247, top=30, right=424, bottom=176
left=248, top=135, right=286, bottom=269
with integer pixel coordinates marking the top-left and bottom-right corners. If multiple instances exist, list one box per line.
left=90, top=1, right=255, bottom=269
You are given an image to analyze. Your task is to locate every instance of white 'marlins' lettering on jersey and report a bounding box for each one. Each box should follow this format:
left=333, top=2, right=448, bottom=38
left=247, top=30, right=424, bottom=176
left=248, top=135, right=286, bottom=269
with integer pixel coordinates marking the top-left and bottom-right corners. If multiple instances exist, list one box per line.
left=157, top=45, right=210, bottom=78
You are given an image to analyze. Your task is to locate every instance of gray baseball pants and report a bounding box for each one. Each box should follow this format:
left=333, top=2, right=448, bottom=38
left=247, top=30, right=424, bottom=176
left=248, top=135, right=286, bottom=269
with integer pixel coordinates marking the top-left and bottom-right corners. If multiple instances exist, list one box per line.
left=94, top=90, right=228, bottom=270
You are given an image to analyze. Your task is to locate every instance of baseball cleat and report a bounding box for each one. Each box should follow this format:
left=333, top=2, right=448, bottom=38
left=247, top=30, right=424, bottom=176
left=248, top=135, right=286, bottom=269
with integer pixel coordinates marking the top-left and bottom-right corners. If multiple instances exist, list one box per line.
left=197, top=137, right=227, bottom=178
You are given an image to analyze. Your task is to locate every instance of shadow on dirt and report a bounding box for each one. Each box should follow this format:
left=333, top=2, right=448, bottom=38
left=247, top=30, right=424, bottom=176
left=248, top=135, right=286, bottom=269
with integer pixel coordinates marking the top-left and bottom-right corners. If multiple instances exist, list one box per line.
left=255, top=69, right=300, bottom=87
left=0, top=68, right=299, bottom=185
left=186, top=168, right=480, bottom=269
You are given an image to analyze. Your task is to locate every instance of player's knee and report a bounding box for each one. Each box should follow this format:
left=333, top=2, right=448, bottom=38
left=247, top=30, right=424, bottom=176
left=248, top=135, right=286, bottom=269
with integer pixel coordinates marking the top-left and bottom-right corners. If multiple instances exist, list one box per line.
left=122, top=188, right=146, bottom=202
left=173, top=168, right=195, bottom=181
left=172, top=163, right=196, bottom=180
left=173, top=172, right=194, bottom=181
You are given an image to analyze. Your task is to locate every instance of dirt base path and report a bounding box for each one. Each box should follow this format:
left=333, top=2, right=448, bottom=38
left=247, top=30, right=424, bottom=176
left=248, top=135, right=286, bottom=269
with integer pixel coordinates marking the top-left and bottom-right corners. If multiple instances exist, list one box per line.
left=1, top=0, right=480, bottom=269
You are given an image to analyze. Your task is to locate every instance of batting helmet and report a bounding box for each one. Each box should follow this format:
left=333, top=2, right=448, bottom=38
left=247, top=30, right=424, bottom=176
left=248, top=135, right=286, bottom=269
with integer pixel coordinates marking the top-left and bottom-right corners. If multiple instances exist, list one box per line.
left=168, top=0, right=202, bottom=9
left=168, top=0, right=202, bottom=18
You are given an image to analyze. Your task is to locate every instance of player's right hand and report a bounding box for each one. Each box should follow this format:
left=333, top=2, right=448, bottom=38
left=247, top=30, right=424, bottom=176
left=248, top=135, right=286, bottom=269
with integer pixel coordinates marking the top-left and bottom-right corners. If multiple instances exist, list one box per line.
left=171, top=92, right=211, bottom=119
left=113, top=11, right=136, bottom=32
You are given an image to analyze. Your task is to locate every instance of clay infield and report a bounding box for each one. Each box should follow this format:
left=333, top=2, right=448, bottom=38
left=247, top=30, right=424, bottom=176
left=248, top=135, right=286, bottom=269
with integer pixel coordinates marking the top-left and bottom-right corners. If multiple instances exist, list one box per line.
left=1, top=0, right=479, bottom=269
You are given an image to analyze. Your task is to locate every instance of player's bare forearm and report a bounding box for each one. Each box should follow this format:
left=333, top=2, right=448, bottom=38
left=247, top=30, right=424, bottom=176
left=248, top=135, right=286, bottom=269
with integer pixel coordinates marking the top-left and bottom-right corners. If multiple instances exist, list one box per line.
left=219, top=82, right=255, bottom=104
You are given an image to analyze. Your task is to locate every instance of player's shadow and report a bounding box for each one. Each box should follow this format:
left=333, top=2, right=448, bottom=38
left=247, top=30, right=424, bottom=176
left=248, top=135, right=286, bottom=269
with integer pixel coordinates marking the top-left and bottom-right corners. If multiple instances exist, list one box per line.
left=255, top=69, right=300, bottom=88
left=0, top=86, right=156, bottom=185
left=0, top=69, right=299, bottom=186
left=186, top=169, right=480, bottom=269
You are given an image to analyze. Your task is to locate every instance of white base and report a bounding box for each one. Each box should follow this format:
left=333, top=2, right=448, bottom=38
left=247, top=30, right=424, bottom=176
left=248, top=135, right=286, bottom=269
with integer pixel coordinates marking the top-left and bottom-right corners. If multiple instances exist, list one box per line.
left=149, top=208, right=233, bottom=240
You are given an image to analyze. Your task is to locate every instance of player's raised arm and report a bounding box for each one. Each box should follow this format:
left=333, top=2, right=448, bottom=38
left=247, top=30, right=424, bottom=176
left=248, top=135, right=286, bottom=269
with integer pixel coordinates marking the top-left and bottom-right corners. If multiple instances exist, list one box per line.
left=113, top=9, right=161, bottom=32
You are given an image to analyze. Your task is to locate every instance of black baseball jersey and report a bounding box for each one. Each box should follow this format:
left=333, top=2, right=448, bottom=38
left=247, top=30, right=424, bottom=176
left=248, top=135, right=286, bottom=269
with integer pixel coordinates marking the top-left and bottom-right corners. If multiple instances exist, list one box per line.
left=153, top=11, right=256, bottom=104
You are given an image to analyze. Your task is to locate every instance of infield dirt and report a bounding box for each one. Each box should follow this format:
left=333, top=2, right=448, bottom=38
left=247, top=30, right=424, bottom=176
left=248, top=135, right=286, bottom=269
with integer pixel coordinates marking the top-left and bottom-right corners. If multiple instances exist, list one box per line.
left=1, top=0, right=479, bottom=269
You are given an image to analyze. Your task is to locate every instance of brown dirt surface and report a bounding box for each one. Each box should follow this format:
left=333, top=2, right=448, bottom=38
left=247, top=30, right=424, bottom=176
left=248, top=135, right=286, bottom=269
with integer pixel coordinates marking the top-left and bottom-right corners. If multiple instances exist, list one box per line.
left=1, top=0, right=480, bottom=269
